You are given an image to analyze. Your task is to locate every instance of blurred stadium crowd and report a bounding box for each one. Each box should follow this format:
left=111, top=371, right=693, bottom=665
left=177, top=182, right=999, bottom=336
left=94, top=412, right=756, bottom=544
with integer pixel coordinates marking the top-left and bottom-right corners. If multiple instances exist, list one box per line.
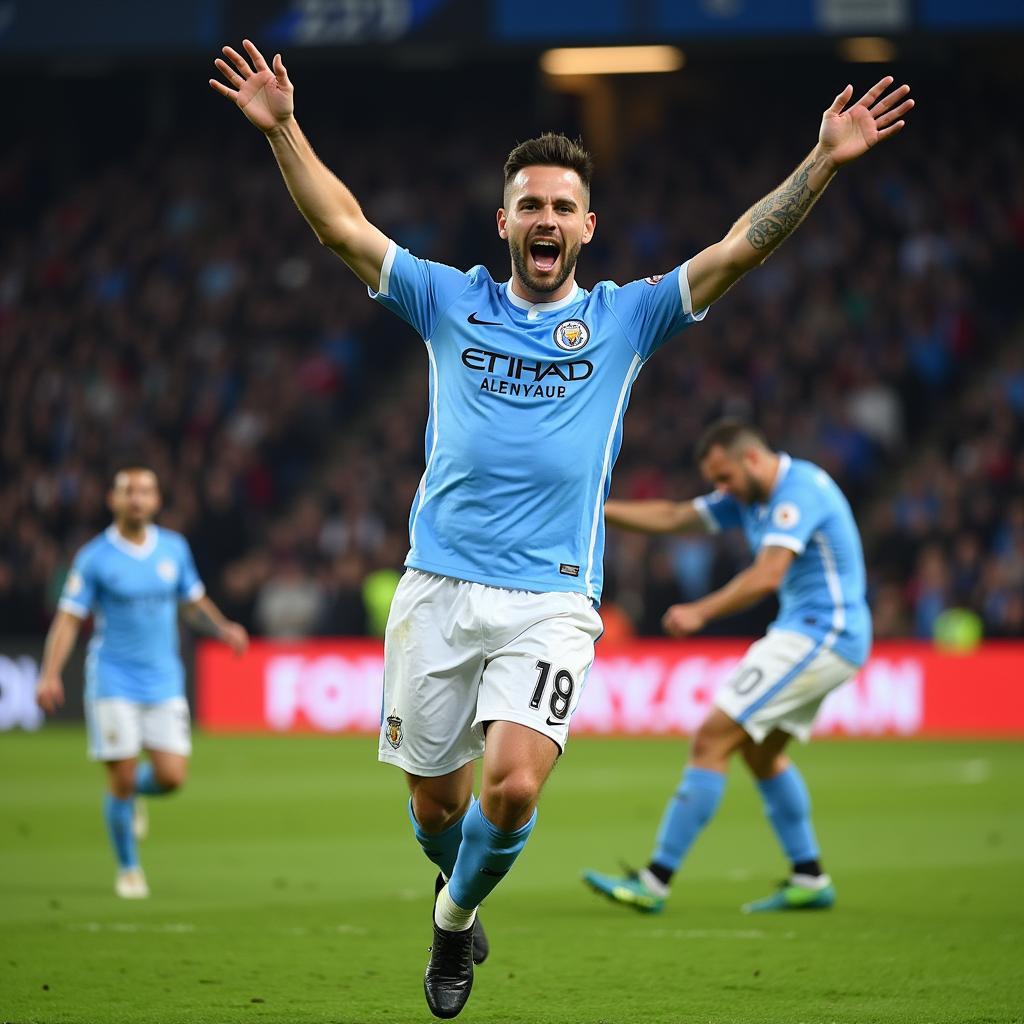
left=2, top=70, right=1022, bottom=641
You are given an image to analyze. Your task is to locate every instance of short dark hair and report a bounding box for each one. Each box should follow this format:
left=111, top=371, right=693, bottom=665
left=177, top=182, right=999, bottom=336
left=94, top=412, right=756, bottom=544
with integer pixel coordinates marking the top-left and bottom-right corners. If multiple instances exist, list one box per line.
left=503, top=133, right=594, bottom=204
left=694, top=418, right=769, bottom=462
left=109, top=462, right=159, bottom=487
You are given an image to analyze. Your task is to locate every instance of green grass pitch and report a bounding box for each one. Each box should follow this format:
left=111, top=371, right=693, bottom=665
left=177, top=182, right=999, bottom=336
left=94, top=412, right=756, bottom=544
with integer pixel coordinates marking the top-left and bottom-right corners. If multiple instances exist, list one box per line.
left=2, top=729, right=1022, bottom=1023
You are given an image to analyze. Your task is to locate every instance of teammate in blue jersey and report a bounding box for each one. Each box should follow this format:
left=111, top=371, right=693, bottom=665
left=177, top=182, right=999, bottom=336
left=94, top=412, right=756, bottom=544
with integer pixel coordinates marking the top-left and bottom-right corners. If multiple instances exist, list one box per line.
left=36, top=467, right=248, bottom=899
left=584, top=420, right=871, bottom=914
left=212, top=38, right=911, bottom=1016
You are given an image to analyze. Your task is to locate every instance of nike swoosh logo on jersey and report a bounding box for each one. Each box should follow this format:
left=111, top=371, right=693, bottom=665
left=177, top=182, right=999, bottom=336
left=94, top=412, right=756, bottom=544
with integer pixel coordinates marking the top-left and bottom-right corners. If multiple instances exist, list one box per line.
left=468, top=312, right=502, bottom=326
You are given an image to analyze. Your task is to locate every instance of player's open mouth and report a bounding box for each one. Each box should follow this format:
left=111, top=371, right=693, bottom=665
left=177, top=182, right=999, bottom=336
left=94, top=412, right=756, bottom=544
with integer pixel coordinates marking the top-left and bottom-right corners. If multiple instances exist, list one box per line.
left=529, top=239, right=560, bottom=272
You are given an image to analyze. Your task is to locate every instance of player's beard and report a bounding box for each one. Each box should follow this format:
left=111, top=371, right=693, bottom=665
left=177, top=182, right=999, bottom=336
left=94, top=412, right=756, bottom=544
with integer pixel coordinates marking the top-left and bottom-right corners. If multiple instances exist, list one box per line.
left=117, top=508, right=154, bottom=533
left=509, top=236, right=582, bottom=295
left=745, top=470, right=768, bottom=504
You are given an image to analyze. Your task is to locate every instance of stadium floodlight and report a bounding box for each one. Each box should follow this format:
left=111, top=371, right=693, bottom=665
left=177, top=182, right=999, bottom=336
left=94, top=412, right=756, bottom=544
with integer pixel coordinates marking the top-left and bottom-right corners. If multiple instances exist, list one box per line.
left=540, top=45, right=685, bottom=76
left=837, top=36, right=898, bottom=62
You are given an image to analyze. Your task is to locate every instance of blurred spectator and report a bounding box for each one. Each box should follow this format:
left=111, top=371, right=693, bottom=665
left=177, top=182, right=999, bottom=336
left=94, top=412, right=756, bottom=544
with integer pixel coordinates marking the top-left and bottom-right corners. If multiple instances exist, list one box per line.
left=319, top=553, right=369, bottom=636
left=255, top=559, right=325, bottom=639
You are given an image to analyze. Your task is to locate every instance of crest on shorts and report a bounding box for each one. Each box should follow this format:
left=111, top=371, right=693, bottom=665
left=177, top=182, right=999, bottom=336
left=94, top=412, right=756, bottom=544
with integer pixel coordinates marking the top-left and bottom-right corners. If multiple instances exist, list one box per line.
left=553, top=318, right=590, bottom=351
left=772, top=502, right=801, bottom=529
left=156, top=559, right=178, bottom=583
left=385, top=709, right=404, bottom=750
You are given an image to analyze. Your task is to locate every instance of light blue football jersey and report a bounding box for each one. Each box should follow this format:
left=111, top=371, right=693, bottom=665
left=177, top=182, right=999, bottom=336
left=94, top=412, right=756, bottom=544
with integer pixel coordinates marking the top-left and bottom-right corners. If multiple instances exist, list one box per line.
left=58, top=525, right=205, bottom=702
left=370, top=241, right=707, bottom=602
left=694, top=455, right=872, bottom=665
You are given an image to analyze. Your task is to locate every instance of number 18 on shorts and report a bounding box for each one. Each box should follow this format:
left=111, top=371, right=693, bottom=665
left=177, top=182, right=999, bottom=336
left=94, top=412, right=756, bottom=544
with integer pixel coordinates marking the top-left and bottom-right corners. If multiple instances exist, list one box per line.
left=378, top=570, right=604, bottom=777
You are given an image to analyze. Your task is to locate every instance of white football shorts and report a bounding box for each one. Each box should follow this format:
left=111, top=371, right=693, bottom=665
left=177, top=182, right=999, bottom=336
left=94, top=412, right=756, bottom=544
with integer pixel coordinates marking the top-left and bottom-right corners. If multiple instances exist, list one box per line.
left=85, top=696, right=192, bottom=761
left=379, top=569, right=604, bottom=777
left=715, top=629, right=859, bottom=744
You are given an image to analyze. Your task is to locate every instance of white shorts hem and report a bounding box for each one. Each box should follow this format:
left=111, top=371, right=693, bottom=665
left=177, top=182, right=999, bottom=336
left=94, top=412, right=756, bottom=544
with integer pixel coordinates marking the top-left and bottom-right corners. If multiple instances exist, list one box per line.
left=377, top=750, right=481, bottom=778
left=473, top=711, right=568, bottom=755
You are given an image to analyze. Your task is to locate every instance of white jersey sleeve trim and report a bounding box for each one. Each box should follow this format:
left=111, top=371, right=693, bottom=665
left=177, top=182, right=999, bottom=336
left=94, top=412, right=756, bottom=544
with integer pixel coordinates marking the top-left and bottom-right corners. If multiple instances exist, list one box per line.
left=761, top=532, right=805, bottom=555
left=368, top=239, right=398, bottom=298
left=409, top=340, right=442, bottom=549
left=813, top=530, right=846, bottom=640
left=185, top=581, right=206, bottom=602
left=58, top=597, right=90, bottom=619
left=679, top=260, right=710, bottom=321
left=692, top=496, right=720, bottom=534
left=584, top=353, right=644, bottom=600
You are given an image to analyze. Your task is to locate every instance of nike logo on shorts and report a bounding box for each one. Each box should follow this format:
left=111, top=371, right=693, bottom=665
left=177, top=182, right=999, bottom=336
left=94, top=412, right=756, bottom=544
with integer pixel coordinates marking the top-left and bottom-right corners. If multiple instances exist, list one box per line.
left=468, top=312, right=502, bottom=326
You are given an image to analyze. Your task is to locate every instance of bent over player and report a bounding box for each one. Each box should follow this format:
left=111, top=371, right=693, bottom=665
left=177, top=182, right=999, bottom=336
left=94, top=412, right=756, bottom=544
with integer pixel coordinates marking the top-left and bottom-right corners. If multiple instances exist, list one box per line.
left=584, top=420, right=871, bottom=913
left=211, top=39, right=910, bottom=1017
left=36, top=467, right=248, bottom=898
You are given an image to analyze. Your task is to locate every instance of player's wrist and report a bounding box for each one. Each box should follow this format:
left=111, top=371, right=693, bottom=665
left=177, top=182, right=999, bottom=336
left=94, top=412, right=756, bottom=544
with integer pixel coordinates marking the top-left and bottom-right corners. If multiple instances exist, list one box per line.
left=691, top=601, right=713, bottom=627
left=264, top=114, right=297, bottom=140
left=810, top=142, right=839, bottom=177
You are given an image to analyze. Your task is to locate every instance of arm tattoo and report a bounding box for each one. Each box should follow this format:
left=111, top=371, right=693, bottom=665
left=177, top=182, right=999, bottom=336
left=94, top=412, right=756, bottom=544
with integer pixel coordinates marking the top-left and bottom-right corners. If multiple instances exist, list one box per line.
left=183, top=603, right=220, bottom=636
left=746, top=159, right=819, bottom=251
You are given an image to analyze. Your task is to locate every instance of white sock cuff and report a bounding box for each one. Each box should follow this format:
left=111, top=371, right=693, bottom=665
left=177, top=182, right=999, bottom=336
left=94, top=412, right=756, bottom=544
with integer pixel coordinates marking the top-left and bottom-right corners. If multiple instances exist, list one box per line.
left=434, top=883, right=477, bottom=932
left=638, top=868, right=669, bottom=898
left=790, top=872, right=831, bottom=890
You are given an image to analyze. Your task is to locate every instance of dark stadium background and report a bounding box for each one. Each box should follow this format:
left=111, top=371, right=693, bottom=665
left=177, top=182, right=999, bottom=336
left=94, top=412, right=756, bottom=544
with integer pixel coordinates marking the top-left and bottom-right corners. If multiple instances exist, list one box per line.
left=1, top=1, right=1022, bottom=730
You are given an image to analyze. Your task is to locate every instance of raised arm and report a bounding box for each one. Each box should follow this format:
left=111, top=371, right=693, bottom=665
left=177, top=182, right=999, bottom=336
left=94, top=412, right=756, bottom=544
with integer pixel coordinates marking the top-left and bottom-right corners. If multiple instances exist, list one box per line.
left=210, top=39, right=390, bottom=290
left=36, top=610, right=83, bottom=713
left=686, top=76, right=913, bottom=311
left=605, top=499, right=708, bottom=534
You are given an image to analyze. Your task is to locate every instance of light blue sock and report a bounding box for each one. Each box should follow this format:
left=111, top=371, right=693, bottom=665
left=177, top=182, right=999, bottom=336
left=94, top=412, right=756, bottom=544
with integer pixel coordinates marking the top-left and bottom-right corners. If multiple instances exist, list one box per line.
left=103, top=794, right=138, bottom=869
left=757, top=764, right=819, bottom=866
left=651, top=766, right=726, bottom=873
left=409, top=797, right=472, bottom=877
left=134, top=761, right=169, bottom=796
left=448, top=801, right=536, bottom=910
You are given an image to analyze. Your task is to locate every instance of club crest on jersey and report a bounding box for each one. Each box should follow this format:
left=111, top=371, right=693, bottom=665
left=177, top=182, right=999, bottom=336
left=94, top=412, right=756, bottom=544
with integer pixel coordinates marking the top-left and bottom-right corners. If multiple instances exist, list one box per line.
left=772, top=502, right=801, bottom=529
left=553, top=318, right=590, bottom=351
left=385, top=710, right=404, bottom=750
left=156, top=559, right=179, bottom=583
left=644, top=274, right=664, bottom=286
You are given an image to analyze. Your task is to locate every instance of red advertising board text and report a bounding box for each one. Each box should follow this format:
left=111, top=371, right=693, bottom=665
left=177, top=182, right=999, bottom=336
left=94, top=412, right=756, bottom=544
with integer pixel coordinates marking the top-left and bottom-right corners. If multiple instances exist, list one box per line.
left=197, top=639, right=1024, bottom=737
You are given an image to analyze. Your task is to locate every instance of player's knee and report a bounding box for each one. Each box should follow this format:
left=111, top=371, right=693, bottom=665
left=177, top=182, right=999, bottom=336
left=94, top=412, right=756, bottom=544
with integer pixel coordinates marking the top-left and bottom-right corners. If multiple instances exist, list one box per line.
left=482, top=771, right=540, bottom=830
left=690, top=722, right=728, bottom=765
left=108, top=765, right=136, bottom=799
left=758, top=754, right=786, bottom=781
left=155, top=765, right=187, bottom=792
left=412, top=790, right=468, bottom=833
left=109, top=778, right=135, bottom=799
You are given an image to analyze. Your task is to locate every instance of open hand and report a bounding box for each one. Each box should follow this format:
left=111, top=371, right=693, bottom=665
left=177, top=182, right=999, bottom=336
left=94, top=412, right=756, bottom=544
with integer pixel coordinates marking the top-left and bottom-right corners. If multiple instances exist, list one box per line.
left=819, top=76, right=914, bottom=166
left=210, top=39, right=294, bottom=133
